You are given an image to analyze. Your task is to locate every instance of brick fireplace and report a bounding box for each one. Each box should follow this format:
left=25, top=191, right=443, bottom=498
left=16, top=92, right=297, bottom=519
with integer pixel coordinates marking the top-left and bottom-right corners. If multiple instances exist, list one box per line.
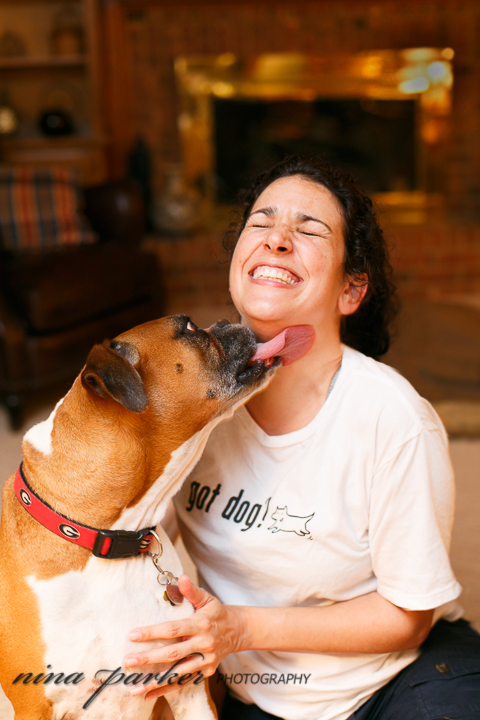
left=102, top=0, right=480, bottom=304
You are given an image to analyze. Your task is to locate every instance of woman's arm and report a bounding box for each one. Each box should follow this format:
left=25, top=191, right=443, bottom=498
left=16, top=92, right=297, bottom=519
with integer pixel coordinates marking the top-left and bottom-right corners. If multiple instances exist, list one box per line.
left=235, top=588, right=433, bottom=654
left=124, top=576, right=433, bottom=700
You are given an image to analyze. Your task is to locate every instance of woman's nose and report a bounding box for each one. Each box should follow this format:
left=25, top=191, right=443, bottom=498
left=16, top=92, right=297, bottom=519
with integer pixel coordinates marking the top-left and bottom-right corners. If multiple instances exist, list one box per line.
left=263, top=227, right=293, bottom=253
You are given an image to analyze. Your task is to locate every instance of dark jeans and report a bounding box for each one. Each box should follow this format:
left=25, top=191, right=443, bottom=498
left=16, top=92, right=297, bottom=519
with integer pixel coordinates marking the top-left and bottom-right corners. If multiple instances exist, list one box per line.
left=220, top=619, right=480, bottom=720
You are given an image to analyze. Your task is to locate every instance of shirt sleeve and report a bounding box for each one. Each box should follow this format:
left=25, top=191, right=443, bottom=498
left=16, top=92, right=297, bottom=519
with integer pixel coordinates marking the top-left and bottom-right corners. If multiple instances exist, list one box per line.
left=369, top=428, right=462, bottom=610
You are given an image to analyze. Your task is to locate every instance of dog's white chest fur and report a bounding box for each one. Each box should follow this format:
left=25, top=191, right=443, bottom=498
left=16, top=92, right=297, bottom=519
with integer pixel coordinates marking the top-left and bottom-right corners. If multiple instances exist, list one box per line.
left=27, top=526, right=201, bottom=719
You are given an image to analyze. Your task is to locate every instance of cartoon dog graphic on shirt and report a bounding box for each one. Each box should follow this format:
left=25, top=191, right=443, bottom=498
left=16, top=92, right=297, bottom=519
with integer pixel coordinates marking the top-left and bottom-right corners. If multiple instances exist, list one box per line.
left=269, top=507, right=314, bottom=536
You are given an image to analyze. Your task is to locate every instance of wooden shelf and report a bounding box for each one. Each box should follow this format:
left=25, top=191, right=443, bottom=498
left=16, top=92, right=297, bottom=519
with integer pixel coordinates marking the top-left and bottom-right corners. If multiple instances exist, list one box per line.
left=0, top=55, right=87, bottom=69
left=1, top=135, right=107, bottom=149
left=0, top=0, right=82, bottom=4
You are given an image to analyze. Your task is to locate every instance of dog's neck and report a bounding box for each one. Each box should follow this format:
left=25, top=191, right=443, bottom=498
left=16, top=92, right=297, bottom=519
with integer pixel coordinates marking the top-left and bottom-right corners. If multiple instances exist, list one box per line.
left=21, top=380, right=189, bottom=532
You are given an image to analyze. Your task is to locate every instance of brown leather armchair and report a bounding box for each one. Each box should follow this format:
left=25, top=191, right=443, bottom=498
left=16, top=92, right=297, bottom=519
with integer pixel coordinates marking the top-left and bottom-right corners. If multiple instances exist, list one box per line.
left=0, top=179, right=165, bottom=429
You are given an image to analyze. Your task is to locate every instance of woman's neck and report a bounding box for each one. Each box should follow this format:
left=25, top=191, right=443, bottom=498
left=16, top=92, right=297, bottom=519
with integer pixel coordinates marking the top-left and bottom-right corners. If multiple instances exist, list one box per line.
left=246, top=335, right=343, bottom=436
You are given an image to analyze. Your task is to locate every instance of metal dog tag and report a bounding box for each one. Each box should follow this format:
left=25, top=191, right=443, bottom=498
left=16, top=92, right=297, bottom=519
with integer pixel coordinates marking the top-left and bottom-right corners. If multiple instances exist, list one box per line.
left=164, top=577, right=183, bottom=605
left=147, top=534, right=183, bottom=605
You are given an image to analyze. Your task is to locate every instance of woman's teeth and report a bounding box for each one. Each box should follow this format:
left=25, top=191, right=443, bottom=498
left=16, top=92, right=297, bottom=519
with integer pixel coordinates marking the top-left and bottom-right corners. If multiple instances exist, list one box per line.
left=252, top=266, right=300, bottom=285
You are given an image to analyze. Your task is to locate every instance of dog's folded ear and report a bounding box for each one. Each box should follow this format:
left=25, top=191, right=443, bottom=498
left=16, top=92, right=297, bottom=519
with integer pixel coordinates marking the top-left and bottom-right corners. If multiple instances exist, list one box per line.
left=81, top=340, right=148, bottom=413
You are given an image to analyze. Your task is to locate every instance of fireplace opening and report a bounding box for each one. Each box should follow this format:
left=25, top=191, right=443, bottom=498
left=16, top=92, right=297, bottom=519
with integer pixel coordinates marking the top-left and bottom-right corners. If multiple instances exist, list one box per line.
left=213, top=97, right=416, bottom=201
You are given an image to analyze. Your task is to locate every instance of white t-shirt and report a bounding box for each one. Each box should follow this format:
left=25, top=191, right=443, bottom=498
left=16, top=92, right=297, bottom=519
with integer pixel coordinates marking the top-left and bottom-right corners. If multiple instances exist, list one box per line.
left=173, top=345, right=463, bottom=720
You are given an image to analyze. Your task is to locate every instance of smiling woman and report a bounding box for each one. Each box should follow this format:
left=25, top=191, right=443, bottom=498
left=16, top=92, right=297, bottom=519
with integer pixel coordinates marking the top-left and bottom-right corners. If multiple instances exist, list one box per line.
left=126, top=157, right=480, bottom=720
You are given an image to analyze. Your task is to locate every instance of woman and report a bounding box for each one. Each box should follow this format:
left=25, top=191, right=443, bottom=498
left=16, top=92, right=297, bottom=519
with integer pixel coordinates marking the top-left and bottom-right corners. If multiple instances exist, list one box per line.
left=124, top=157, right=480, bottom=719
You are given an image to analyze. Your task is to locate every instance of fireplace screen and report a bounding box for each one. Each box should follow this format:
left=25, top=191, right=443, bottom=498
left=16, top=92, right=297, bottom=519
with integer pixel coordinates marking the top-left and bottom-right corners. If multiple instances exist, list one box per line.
left=176, top=50, right=453, bottom=211
left=214, top=97, right=416, bottom=201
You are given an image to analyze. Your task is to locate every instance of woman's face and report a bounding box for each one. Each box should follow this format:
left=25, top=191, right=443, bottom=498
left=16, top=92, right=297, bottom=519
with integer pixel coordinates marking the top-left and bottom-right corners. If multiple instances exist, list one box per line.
left=229, top=174, right=354, bottom=338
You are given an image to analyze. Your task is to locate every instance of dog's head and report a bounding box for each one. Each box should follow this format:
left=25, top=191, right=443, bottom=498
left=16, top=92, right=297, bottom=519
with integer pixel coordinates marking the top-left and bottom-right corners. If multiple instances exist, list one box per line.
left=80, top=315, right=277, bottom=434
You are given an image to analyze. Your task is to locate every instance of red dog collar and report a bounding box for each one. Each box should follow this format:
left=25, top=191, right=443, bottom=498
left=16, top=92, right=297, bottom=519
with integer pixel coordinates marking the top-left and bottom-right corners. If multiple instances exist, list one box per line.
left=14, top=463, right=155, bottom=560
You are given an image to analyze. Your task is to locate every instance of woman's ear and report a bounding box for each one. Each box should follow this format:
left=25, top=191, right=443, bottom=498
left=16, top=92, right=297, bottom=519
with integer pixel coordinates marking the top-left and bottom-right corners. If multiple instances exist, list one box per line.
left=338, top=274, right=368, bottom=316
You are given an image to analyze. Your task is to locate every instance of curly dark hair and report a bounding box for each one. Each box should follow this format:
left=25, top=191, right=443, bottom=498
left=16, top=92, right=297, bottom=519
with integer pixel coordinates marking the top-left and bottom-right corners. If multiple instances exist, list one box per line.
left=223, top=155, right=398, bottom=359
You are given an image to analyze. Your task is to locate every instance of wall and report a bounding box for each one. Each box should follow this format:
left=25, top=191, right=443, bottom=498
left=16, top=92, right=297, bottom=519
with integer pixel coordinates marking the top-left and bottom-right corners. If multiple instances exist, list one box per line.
left=388, top=222, right=480, bottom=297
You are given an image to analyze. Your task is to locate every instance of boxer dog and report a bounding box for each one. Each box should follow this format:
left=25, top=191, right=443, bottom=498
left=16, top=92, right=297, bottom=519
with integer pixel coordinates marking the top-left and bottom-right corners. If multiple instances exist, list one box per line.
left=0, top=316, right=314, bottom=720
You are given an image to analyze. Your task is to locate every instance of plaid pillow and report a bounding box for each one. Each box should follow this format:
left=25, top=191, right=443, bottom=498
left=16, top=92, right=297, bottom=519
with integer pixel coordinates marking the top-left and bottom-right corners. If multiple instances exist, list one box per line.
left=0, top=166, right=97, bottom=251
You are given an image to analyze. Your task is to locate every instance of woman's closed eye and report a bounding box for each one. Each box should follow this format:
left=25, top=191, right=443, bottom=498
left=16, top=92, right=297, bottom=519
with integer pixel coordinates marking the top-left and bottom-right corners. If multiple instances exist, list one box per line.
left=298, top=228, right=324, bottom=238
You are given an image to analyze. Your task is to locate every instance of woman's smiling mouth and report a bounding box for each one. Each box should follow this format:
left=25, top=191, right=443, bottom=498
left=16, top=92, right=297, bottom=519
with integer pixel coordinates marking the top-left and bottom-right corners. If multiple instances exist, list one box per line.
left=250, top=265, right=302, bottom=286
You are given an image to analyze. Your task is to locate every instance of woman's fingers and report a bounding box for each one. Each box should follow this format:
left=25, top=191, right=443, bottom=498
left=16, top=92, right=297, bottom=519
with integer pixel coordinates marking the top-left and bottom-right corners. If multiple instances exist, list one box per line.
left=128, top=618, right=198, bottom=644
left=144, top=678, right=201, bottom=701
left=128, top=653, right=212, bottom=698
left=125, top=617, right=218, bottom=668
left=139, top=660, right=216, bottom=702
left=177, top=574, right=213, bottom=610
left=125, top=635, right=210, bottom=668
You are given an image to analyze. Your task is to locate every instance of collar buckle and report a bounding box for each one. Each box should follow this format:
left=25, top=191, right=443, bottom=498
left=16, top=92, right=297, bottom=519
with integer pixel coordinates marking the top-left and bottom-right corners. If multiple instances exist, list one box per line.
left=92, top=527, right=155, bottom=559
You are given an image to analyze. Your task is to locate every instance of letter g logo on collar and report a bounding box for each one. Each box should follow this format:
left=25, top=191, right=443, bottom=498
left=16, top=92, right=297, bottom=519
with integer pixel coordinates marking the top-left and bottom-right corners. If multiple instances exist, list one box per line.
left=20, top=489, right=31, bottom=506
left=59, top=523, right=81, bottom=539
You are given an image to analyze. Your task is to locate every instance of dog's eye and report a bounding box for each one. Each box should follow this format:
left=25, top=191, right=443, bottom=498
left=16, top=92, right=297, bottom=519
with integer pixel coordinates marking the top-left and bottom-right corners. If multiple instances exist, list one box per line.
left=185, top=320, right=199, bottom=333
left=181, top=318, right=208, bottom=346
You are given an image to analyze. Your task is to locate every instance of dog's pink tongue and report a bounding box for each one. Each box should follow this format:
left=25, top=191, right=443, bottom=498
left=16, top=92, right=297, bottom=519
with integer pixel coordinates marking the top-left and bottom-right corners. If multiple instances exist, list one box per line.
left=250, top=325, right=315, bottom=367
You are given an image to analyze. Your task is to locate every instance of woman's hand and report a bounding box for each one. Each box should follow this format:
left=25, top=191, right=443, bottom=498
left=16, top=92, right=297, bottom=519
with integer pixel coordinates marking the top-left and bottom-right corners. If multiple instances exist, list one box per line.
left=123, top=575, right=246, bottom=701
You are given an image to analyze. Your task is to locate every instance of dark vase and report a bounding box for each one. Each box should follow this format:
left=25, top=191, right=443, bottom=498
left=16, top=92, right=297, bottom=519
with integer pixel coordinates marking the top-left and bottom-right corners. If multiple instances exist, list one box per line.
left=38, top=109, right=73, bottom=136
